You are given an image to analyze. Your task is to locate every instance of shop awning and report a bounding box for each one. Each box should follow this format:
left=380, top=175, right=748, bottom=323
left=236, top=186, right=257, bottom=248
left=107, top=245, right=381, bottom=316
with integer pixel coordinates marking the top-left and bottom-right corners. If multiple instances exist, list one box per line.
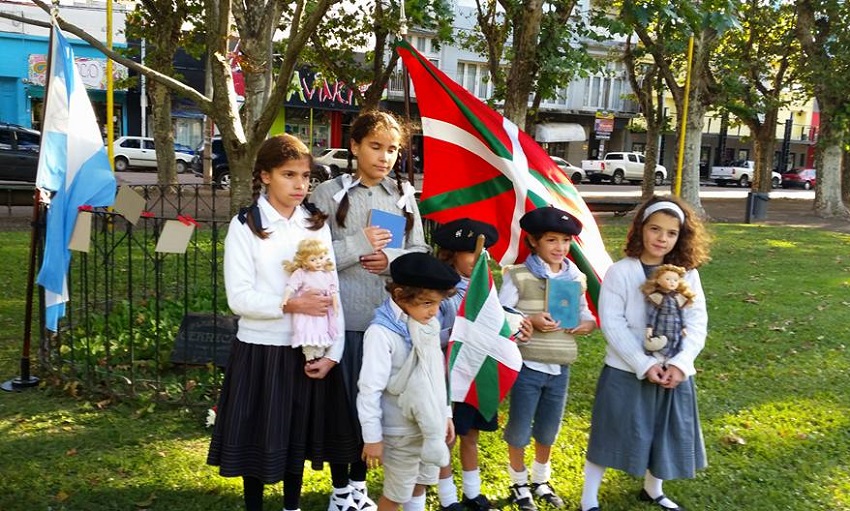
left=534, top=123, right=587, bottom=142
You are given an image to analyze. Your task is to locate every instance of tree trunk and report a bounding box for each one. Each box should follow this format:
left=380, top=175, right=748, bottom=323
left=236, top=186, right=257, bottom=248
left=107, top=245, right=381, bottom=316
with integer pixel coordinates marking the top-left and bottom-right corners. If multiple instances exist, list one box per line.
left=679, top=99, right=707, bottom=216
left=813, top=115, right=849, bottom=217
left=224, top=140, right=256, bottom=211
left=750, top=118, right=778, bottom=194
left=502, top=0, right=544, bottom=130
left=149, top=82, right=177, bottom=186
left=842, top=149, right=850, bottom=206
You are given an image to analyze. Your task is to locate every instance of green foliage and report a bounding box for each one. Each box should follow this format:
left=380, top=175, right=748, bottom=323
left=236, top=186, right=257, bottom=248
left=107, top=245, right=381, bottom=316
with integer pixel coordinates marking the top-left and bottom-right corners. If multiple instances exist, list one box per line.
left=2, top=224, right=850, bottom=509
left=301, top=0, right=455, bottom=106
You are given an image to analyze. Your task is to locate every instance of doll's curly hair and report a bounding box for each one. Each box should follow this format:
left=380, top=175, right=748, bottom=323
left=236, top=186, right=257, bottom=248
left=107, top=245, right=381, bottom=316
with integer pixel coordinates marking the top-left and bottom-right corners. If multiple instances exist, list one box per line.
left=283, top=239, right=335, bottom=273
left=640, top=264, right=696, bottom=306
left=625, top=195, right=711, bottom=269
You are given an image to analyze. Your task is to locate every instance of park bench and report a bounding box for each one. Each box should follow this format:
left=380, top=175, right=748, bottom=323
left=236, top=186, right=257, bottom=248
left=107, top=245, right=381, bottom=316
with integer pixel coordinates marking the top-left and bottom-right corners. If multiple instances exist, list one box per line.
left=0, top=181, right=35, bottom=214
left=584, top=198, right=639, bottom=216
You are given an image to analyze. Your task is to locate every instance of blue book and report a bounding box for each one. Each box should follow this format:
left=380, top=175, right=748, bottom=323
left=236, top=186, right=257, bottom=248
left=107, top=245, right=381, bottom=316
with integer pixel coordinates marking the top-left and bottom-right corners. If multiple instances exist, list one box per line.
left=369, top=209, right=407, bottom=249
left=545, top=279, right=581, bottom=329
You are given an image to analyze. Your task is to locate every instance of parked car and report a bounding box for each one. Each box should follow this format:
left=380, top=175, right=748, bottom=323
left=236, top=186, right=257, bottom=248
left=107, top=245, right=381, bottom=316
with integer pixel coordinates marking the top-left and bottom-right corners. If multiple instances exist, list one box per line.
left=0, top=123, right=40, bottom=183
left=112, top=136, right=194, bottom=173
left=190, top=137, right=230, bottom=189
left=550, top=156, right=585, bottom=184
left=581, top=152, right=667, bottom=185
left=781, top=167, right=816, bottom=190
left=314, top=148, right=356, bottom=175
left=710, top=160, right=781, bottom=188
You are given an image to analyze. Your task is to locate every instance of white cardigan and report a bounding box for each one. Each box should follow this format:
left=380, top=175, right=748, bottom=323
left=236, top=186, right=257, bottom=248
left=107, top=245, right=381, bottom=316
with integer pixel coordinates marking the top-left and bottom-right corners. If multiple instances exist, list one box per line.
left=599, top=257, right=707, bottom=379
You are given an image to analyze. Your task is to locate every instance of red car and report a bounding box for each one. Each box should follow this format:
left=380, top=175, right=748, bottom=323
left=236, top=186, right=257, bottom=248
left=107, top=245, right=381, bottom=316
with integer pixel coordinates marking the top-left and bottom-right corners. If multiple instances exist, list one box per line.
left=781, top=168, right=816, bottom=190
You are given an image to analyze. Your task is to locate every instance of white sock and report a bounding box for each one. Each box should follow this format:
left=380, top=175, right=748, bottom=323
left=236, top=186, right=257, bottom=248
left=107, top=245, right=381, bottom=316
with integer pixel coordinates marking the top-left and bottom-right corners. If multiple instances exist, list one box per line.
left=403, top=493, right=427, bottom=511
left=531, top=460, right=551, bottom=485
left=349, top=480, right=367, bottom=492
left=333, top=486, right=350, bottom=496
left=580, top=460, right=605, bottom=511
left=461, top=468, right=481, bottom=498
left=283, top=508, right=301, bottom=511
left=438, top=476, right=459, bottom=506
left=508, top=465, right=528, bottom=487
left=644, top=471, right=678, bottom=509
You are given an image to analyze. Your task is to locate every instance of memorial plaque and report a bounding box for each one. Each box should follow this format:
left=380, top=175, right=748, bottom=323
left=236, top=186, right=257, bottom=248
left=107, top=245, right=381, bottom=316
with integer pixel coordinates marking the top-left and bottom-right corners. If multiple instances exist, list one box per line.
left=170, top=313, right=238, bottom=367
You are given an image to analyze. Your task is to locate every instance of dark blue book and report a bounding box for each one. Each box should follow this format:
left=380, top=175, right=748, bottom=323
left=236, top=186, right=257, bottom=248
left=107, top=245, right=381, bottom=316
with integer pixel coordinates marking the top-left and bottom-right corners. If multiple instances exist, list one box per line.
left=369, top=209, right=406, bottom=249
left=545, top=279, right=581, bottom=329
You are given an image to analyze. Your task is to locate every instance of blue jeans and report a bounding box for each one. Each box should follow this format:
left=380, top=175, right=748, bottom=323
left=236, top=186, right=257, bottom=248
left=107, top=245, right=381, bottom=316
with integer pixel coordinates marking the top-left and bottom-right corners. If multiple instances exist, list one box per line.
left=503, top=365, right=570, bottom=447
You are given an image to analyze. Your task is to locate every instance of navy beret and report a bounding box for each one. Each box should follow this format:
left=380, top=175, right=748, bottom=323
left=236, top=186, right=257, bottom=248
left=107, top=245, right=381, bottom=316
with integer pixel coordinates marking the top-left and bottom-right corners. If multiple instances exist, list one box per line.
left=519, top=206, right=582, bottom=236
left=432, top=219, right=499, bottom=252
left=390, top=252, right=460, bottom=290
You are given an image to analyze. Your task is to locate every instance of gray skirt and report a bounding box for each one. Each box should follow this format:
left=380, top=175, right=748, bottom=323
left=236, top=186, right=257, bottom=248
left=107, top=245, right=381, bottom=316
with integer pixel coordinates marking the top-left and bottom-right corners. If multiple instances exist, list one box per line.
left=586, top=365, right=707, bottom=480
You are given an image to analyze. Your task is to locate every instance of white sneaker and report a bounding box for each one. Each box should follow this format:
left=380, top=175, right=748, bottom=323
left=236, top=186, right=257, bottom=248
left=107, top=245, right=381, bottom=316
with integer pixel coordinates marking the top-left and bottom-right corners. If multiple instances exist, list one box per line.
left=328, top=491, right=358, bottom=511
left=350, top=485, right=377, bottom=511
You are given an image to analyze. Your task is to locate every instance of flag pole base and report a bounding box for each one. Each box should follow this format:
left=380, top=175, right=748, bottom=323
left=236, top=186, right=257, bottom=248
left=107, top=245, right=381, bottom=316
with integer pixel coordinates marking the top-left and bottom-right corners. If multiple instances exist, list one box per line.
left=1, top=375, right=39, bottom=392
left=1, top=357, right=40, bottom=391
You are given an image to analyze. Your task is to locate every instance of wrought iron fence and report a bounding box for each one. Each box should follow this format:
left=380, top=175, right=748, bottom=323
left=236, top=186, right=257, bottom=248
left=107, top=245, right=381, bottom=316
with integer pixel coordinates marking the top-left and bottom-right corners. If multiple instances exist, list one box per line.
left=40, top=183, right=437, bottom=405
left=44, top=184, right=232, bottom=406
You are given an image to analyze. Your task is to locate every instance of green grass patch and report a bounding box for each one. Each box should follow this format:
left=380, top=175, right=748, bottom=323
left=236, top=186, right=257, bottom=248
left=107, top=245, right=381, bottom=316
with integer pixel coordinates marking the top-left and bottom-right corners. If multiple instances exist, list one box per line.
left=1, top=223, right=849, bottom=510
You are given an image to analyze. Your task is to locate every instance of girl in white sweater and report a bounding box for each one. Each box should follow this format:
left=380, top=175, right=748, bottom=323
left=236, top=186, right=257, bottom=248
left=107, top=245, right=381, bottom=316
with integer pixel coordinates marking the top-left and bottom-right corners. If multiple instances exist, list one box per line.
left=580, top=196, right=711, bottom=511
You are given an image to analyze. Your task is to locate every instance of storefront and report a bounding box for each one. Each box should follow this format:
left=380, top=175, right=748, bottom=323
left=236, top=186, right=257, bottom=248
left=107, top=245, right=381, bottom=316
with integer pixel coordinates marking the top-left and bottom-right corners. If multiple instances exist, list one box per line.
left=0, top=32, right=128, bottom=134
left=270, top=67, right=360, bottom=154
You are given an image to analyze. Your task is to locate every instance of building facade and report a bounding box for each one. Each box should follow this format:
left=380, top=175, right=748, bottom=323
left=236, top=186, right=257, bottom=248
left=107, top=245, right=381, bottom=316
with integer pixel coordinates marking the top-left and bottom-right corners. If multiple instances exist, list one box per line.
left=0, top=0, right=130, bottom=135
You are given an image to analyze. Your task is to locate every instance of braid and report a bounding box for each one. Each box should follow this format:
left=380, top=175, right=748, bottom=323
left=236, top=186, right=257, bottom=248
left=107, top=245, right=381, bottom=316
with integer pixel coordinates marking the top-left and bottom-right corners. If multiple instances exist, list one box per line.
left=302, top=201, right=329, bottom=231
left=243, top=167, right=269, bottom=239
left=393, top=158, right=414, bottom=235
left=336, top=192, right=351, bottom=229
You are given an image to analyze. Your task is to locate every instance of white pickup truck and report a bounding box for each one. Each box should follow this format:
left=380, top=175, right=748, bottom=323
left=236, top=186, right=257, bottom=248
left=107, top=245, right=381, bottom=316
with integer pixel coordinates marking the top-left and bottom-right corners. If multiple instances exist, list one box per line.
left=581, top=152, right=667, bottom=186
left=709, top=160, right=781, bottom=188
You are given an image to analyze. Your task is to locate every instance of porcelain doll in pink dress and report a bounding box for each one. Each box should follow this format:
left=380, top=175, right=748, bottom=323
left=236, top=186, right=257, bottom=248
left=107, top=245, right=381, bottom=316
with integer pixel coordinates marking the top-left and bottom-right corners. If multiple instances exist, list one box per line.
left=283, top=238, right=341, bottom=360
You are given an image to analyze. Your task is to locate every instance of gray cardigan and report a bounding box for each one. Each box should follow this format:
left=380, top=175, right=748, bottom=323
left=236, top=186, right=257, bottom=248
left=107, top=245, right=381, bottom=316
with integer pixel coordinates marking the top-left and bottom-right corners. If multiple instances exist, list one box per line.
left=310, top=176, right=430, bottom=331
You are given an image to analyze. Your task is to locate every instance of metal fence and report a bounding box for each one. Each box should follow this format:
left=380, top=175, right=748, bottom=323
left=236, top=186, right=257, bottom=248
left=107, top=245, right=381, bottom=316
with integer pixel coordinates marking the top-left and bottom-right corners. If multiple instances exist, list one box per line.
left=39, top=183, right=438, bottom=405
left=44, top=184, right=232, bottom=405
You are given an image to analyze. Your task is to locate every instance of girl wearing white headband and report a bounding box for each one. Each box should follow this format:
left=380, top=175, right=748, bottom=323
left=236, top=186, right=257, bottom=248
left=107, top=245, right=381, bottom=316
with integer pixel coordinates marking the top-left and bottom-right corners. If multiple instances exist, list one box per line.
left=580, top=196, right=711, bottom=511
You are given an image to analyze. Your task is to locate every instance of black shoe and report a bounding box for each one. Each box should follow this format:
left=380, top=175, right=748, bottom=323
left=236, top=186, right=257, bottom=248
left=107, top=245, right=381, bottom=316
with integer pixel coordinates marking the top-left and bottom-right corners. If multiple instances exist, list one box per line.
left=638, top=489, right=683, bottom=511
left=442, top=503, right=467, bottom=511
left=509, top=483, right=537, bottom=511
left=462, top=493, right=499, bottom=511
left=530, top=482, right=564, bottom=508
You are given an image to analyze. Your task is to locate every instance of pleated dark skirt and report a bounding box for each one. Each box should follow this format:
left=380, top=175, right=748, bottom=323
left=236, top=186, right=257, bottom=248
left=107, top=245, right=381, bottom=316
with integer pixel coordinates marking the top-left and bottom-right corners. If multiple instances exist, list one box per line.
left=339, top=330, right=366, bottom=421
left=207, top=338, right=361, bottom=483
left=586, top=365, right=707, bottom=480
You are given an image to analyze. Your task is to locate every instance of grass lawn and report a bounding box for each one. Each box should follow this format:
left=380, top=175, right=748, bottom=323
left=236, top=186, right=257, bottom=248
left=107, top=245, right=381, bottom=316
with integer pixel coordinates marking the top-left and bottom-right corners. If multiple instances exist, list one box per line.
left=0, top=221, right=849, bottom=511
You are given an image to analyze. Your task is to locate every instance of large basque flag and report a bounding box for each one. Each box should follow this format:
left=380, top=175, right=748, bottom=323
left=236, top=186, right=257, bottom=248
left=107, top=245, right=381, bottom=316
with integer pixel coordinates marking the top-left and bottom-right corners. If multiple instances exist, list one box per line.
left=448, top=250, right=522, bottom=420
left=397, top=40, right=612, bottom=318
left=36, top=25, right=117, bottom=331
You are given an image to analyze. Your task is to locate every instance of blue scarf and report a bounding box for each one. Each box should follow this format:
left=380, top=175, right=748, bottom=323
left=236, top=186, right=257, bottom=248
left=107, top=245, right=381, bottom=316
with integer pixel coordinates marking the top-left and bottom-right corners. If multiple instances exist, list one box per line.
left=371, top=298, right=411, bottom=347
left=524, top=253, right=571, bottom=280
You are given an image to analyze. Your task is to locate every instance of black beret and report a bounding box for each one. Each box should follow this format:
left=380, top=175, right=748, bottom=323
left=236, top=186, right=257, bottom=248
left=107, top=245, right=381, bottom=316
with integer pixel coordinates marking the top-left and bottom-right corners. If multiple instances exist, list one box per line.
left=432, top=219, right=499, bottom=252
left=519, top=206, right=582, bottom=236
left=390, top=252, right=460, bottom=290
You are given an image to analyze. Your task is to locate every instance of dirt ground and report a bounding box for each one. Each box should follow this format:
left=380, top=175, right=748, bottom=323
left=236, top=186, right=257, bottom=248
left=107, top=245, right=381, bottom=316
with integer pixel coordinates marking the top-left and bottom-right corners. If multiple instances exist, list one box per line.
left=698, top=196, right=850, bottom=233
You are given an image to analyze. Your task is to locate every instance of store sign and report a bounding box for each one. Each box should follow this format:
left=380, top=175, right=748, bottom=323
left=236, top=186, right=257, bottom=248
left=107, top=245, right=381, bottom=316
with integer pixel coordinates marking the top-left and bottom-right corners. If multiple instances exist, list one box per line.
left=286, top=69, right=359, bottom=109
left=594, top=110, right=615, bottom=140
left=28, top=54, right=128, bottom=90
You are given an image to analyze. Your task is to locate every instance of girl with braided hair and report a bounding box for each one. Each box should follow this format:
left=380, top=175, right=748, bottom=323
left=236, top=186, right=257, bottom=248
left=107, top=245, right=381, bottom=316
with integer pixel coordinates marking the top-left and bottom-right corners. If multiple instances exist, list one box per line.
left=207, top=134, right=360, bottom=511
left=311, top=110, right=430, bottom=511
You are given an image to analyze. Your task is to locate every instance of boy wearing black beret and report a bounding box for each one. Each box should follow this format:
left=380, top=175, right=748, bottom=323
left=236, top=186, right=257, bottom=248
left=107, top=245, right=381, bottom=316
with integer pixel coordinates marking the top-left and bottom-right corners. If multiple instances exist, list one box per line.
left=498, top=206, right=596, bottom=511
left=432, top=218, right=502, bottom=511
left=358, top=253, right=460, bottom=511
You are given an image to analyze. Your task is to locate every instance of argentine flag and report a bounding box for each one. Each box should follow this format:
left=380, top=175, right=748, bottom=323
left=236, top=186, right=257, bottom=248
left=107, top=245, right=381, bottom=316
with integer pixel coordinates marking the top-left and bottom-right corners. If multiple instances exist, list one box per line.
left=36, top=24, right=117, bottom=331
